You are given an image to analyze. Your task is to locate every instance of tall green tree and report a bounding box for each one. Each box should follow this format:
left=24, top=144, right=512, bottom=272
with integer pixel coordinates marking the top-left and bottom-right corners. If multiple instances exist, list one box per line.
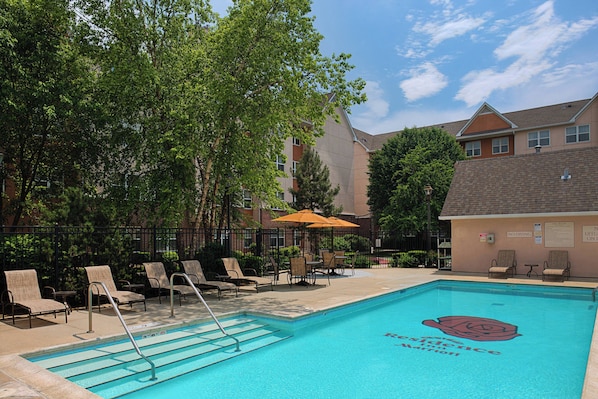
left=75, top=0, right=365, bottom=229
left=289, top=146, right=341, bottom=216
left=0, top=0, right=98, bottom=226
left=367, top=127, right=465, bottom=233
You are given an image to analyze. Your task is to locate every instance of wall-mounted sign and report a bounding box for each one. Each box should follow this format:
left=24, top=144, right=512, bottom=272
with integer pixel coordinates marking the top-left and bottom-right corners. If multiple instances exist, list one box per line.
left=545, top=222, right=574, bottom=248
left=582, top=226, right=598, bottom=243
left=479, top=233, right=487, bottom=242
left=506, top=232, right=532, bottom=238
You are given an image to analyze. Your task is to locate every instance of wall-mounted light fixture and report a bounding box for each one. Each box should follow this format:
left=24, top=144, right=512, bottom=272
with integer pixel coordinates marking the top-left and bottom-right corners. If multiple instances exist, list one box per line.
left=560, top=168, right=571, bottom=181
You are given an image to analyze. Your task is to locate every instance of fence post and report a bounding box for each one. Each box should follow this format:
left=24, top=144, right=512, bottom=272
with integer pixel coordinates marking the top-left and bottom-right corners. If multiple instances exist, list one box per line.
left=54, top=224, right=60, bottom=288
left=152, top=225, right=157, bottom=261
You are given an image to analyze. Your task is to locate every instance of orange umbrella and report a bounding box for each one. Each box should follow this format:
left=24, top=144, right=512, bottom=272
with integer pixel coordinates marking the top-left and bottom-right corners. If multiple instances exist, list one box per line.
left=272, top=210, right=331, bottom=254
left=272, top=209, right=331, bottom=224
left=307, top=216, right=359, bottom=229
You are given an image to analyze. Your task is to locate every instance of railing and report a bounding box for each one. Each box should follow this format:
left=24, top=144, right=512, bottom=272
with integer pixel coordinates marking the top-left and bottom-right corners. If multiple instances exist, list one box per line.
left=169, top=272, right=241, bottom=352
left=87, top=281, right=157, bottom=380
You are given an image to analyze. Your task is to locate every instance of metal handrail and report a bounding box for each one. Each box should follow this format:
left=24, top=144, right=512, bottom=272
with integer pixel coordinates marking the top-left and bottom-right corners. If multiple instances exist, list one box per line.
left=87, top=282, right=157, bottom=380
left=169, top=272, right=241, bottom=352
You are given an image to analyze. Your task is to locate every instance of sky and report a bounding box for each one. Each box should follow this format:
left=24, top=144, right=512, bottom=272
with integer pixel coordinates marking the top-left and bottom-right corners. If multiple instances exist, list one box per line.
left=211, top=0, right=598, bottom=135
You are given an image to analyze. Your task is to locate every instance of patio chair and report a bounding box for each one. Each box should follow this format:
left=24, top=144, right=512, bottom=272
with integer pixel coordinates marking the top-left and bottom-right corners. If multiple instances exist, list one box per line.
left=312, top=252, right=332, bottom=285
left=143, top=262, right=196, bottom=305
left=84, top=265, right=146, bottom=313
left=1, top=269, right=68, bottom=328
left=221, top=257, right=273, bottom=292
left=343, top=251, right=358, bottom=276
left=488, top=250, right=517, bottom=278
left=288, top=257, right=314, bottom=287
left=180, top=260, right=238, bottom=299
left=264, top=256, right=288, bottom=285
left=542, top=250, right=571, bottom=282
left=334, top=251, right=346, bottom=275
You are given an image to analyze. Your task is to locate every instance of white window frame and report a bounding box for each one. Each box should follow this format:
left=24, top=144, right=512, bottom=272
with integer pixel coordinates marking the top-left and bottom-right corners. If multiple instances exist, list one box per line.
left=293, top=137, right=301, bottom=146
left=242, top=190, right=252, bottom=209
left=492, top=137, right=509, bottom=154
left=565, top=124, right=590, bottom=143
left=528, top=130, right=550, bottom=148
left=292, top=161, right=298, bottom=176
left=275, top=155, right=285, bottom=171
left=269, top=229, right=285, bottom=248
left=465, top=141, right=481, bottom=157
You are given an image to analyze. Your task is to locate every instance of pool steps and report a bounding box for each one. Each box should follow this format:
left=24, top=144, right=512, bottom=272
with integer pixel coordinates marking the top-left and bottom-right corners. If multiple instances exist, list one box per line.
left=33, top=317, right=291, bottom=398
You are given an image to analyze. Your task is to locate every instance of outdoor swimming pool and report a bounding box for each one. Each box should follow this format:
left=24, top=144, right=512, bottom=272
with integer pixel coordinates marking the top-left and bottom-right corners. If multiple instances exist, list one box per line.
left=28, top=281, right=597, bottom=398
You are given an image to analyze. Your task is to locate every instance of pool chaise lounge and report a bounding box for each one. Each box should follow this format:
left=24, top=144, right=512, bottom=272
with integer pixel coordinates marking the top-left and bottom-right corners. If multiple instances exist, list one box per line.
left=2, top=269, right=68, bottom=328
left=488, top=250, right=517, bottom=278
left=84, top=265, right=147, bottom=312
left=180, top=259, right=238, bottom=299
left=221, top=257, right=273, bottom=292
left=542, top=250, right=571, bottom=282
left=143, top=261, right=197, bottom=304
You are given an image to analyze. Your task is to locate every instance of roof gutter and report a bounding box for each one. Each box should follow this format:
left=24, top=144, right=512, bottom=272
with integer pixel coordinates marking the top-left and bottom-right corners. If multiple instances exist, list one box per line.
left=439, top=211, right=598, bottom=221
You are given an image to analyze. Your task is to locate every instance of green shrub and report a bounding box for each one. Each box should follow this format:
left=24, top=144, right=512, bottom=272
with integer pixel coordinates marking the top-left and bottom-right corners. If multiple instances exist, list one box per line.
left=393, top=252, right=417, bottom=268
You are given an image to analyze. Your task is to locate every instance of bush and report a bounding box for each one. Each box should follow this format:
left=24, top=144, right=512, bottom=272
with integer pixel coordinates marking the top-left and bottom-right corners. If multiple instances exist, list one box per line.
left=393, top=252, right=417, bottom=268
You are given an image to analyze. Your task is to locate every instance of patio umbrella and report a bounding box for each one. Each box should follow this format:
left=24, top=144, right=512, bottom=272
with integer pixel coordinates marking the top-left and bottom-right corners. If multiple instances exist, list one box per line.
left=272, top=210, right=331, bottom=254
left=307, top=216, right=359, bottom=251
left=272, top=209, right=331, bottom=224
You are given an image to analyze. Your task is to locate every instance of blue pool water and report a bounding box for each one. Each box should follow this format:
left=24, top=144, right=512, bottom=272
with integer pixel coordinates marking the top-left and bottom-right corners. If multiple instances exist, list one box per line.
left=30, top=281, right=597, bottom=398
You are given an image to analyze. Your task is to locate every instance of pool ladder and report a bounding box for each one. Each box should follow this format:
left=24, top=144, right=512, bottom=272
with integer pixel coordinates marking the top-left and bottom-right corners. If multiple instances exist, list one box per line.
left=87, top=281, right=157, bottom=381
left=169, top=272, right=241, bottom=352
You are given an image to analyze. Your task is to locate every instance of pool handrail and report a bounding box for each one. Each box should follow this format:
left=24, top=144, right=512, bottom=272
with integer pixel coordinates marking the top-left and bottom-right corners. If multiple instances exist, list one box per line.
left=593, top=286, right=597, bottom=302
left=169, top=272, right=241, bottom=352
left=87, top=281, right=157, bottom=381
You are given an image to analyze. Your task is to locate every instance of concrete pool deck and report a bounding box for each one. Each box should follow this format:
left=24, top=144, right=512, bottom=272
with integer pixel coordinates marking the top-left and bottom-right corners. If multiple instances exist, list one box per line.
left=1, top=268, right=597, bottom=398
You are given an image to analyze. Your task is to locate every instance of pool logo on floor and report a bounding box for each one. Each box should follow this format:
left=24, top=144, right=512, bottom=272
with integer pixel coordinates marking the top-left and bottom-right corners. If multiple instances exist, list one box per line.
left=422, top=315, right=521, bottom=342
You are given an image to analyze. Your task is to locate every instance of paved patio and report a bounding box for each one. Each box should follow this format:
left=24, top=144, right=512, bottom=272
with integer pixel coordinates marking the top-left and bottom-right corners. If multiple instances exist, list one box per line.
left=1, top=268, right=597, bottom=398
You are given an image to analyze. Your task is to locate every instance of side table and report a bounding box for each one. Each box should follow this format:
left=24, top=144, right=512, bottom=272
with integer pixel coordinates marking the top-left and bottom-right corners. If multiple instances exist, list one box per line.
left=122, top=283, right=145, bottom=294
left=53, top=290, right=77, bottom=314
left=525, top=264, right=539, bottom=278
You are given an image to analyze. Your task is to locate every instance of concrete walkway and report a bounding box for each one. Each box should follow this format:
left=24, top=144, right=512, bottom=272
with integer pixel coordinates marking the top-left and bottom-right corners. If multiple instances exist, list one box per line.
left=1, top=268, right=597, bottom=398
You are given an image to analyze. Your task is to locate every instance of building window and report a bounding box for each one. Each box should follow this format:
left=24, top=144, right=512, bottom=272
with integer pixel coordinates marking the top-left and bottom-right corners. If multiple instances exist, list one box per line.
left=465, top=141, right=481, bottom=157
left=242, top=190, right=252, bottom=209
left=528, top=130, right=550, bottom=148
left=275, top=155, right=285, bottom=171
left=269, top=229, right=285, bottom=248
left=492, top=137, right=509, bottom=154
left=293, top=230, right=301, bottom=246
left=243, top=229, right=253, bottom=248
left=293, top=137, right=300, bottom=146
left=272, top=191, right=285, bottom=210
left=565, top=124, right=590, bottom=143
left=292, top=161, right=298, bottom=176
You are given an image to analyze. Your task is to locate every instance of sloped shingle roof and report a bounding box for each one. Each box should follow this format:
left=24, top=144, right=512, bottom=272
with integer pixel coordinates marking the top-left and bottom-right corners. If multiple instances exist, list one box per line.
left=356, top=96, right=593, bottom=151
left=440, top=146, right=598, bottom=219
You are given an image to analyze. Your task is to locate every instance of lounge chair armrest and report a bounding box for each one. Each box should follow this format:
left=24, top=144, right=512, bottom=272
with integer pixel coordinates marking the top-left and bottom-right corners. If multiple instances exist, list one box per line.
left=243, top=268, right=258, bottom=276
left=42, top=285, right=56, bottom=299
left=118, top=279, right=132, bottom=289
left=186, top=273, right=199, bottom=284
left=226, top=269, right=240, bottom=278
left=1, top=289, right=14, bottom=304
left=147, top=277, right=161, bottom=290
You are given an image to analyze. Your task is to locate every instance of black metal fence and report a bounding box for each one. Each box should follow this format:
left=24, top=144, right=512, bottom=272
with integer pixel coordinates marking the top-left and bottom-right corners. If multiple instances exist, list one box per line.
left=0, top=225, right=438, bottom=299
